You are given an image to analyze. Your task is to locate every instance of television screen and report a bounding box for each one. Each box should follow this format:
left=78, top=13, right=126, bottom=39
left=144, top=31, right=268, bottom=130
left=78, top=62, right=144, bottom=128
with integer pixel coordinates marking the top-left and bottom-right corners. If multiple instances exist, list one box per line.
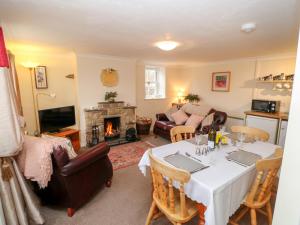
left=38, top=105, right=75, bottom=133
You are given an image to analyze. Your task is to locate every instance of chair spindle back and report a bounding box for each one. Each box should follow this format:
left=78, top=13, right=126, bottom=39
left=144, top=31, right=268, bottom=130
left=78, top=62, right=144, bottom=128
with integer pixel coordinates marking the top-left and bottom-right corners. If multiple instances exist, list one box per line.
left=148, top=150, right=191, bottom=217
left=170, top=126, right=195, bottom=143
left=245, top=148, right=283, bottom=207
left=231, top=125, right=270, bottom=142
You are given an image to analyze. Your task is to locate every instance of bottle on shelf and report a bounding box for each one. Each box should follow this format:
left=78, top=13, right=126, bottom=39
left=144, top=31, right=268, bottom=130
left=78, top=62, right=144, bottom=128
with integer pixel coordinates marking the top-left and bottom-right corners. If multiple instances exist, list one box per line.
left=208, top=122, right=217, bottom=150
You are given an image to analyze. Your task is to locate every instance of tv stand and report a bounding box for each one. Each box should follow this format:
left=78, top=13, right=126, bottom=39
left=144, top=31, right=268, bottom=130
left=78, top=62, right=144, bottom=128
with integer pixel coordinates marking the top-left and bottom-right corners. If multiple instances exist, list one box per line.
left=51, top=129, right=80, bottom=152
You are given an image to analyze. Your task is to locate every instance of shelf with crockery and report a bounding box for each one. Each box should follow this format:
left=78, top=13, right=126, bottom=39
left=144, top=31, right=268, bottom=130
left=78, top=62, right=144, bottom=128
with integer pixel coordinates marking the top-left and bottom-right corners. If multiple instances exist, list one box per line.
left=256, top=80, right=293, bottom=83
left=256, top=73, right=294, bottom=90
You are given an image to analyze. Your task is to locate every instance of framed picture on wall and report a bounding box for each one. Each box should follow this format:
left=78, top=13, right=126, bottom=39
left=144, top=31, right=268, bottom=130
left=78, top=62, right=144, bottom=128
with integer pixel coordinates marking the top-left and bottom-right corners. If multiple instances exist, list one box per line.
left=34, top=66, right=48, bottom=89
left=212, top=71, right=231, bottom=92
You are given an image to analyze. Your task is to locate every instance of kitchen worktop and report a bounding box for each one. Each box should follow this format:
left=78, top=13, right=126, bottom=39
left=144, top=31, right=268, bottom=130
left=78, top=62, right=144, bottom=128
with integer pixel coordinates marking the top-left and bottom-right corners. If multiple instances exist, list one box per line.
left=245, top=111, right=289, bottom=121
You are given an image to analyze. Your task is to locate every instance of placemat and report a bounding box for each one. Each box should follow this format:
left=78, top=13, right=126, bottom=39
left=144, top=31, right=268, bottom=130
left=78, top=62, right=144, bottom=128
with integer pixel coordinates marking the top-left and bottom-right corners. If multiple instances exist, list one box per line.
left=226, top=150, right=262, bottom=166
left=164, top=153, right=208, bottom=173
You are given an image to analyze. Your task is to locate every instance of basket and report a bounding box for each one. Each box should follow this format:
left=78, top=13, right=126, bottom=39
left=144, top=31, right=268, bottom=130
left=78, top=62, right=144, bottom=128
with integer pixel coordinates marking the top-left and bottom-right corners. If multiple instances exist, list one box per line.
left=136, top=117, right=152, bottom=135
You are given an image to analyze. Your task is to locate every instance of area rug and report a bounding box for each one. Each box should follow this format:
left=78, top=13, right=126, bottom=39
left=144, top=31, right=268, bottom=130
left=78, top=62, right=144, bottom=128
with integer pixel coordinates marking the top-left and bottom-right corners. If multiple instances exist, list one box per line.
left=108, top=141, right=155, bottom=170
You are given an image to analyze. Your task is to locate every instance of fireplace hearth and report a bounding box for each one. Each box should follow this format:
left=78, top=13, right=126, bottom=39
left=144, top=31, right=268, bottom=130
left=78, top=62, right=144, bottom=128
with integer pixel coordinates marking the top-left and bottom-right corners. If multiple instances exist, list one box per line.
left=104, top=116, right=120, bottom=141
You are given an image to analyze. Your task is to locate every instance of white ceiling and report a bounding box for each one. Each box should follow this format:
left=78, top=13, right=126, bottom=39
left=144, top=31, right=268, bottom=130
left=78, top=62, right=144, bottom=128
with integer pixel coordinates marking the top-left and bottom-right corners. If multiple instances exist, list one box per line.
left=0, top=0, right=299, bottom=63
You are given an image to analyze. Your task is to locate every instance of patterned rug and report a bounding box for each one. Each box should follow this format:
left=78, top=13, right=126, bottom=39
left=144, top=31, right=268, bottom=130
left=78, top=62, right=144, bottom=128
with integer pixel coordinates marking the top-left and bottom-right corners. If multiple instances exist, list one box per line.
left=108, top=141, right=155, bottom=170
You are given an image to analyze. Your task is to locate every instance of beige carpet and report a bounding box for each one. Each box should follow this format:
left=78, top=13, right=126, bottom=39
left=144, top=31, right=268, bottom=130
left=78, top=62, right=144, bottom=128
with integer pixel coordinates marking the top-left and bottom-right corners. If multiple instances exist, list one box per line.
left=39, top=135, right=272, bottom=225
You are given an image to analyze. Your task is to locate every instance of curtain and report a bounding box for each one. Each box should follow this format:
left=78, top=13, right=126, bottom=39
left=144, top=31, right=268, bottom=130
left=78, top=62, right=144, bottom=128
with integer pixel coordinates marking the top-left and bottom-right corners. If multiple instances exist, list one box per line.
left=8, top=51, right=23, bottom=116
left=0, top=27, right=44, bottom=224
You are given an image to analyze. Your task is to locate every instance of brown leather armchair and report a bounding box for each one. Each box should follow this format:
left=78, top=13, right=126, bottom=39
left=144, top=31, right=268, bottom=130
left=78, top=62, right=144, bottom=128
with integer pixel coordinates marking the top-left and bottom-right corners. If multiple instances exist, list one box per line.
left=35, top=142, right=113, bottom=217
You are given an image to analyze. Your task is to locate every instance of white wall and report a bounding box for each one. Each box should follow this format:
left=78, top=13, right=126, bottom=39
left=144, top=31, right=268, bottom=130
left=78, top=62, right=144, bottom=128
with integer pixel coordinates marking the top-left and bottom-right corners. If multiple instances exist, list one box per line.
left=12, top=51, right=78, bottom=134
left=273, top=31, right=300, bottom=225
left=76, top=54, right=136, bottom=146
left=177, top=60, right=256, bottom=118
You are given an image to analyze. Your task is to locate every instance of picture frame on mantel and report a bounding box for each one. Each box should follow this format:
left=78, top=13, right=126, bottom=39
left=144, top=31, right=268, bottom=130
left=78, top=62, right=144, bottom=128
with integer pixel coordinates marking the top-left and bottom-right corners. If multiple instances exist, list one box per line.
left=212, top=71, right=231, bottom=92
left=34, top=66, right=48, bottom=89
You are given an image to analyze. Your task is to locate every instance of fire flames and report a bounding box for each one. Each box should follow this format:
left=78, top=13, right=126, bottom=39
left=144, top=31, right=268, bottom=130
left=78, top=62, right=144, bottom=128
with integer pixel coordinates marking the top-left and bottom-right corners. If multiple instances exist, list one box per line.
left=105, top=121, right=119, bottom=137
left=105, top=122, right=113, bottom=136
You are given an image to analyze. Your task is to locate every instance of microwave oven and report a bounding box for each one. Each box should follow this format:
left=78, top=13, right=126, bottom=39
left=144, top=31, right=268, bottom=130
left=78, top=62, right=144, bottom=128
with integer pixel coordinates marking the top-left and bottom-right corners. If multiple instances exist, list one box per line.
left=251, top=99, right=280, bottom=113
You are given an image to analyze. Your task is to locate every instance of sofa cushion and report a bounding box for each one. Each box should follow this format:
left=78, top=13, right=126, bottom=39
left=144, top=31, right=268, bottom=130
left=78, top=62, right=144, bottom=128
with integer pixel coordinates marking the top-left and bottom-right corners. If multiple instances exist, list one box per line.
left=181, top=103, right=211, bottom=116
left=171, top=110, right=189, bottom=125
left=53, top=146, right=70, bottom=168
left=201, top=112, right=215, bottom=127
left=185, top=114, right=204, bottom=129
left=165, top=106, right=178, bottom=122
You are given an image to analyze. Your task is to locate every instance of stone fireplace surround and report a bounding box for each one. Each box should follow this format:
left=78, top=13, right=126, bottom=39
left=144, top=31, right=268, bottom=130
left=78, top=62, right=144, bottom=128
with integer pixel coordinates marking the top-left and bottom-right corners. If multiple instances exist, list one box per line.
left=84, top=101, right=136, bottom=145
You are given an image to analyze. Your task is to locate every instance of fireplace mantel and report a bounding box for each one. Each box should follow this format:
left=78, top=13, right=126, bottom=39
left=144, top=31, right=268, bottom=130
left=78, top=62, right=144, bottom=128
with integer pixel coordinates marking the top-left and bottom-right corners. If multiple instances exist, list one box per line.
left=84, top=101, right=136, bottom=145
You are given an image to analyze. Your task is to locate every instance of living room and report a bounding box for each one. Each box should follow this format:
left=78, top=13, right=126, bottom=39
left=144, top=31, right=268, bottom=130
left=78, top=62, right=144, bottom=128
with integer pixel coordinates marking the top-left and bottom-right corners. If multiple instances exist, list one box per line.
left=0, top=1, right=300, bottom=225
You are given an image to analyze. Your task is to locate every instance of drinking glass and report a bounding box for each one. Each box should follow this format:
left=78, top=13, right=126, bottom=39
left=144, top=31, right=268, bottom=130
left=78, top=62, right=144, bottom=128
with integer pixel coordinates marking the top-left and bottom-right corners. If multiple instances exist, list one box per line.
left=195, top=132, right=202, bottom=145
left=237, top=132, right=245, bottom=147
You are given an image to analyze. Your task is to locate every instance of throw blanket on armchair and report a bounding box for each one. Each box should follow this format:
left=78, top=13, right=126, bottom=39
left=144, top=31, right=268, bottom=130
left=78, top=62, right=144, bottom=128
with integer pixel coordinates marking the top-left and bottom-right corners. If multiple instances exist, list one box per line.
left=18, top=135, right=77, bottom=188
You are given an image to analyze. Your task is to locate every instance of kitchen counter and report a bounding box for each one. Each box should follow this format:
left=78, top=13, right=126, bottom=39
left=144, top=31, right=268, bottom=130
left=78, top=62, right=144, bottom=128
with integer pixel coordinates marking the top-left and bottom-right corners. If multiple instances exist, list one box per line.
left=244, top=111, right=289, bottom=121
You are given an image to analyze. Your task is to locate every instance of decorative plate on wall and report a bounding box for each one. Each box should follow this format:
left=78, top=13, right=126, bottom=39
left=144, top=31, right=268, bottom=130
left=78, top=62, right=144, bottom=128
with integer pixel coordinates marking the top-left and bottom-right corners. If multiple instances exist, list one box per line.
left=101, top=68, right=118, bottom=87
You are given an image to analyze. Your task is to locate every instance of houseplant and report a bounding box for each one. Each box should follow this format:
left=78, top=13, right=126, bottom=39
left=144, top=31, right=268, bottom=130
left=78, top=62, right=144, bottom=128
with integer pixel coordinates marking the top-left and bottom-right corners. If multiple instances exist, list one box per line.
left=184, top=93, right=200, bottom=103
left=105, top=91, right=118, bottom=102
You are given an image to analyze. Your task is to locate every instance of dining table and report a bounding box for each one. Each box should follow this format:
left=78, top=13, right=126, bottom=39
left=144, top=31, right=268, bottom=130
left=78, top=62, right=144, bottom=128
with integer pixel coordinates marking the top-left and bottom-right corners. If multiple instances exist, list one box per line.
left=138, top=136, right=280, bottom=225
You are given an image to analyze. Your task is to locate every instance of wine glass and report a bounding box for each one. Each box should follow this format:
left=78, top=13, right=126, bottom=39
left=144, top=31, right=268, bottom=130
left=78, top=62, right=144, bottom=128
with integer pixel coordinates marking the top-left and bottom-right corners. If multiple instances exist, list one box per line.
left=195, top=131, right=202, bottom=155
left=237, top=132, right=246, bottom=147
left=195, top=132, right=202, bottom=145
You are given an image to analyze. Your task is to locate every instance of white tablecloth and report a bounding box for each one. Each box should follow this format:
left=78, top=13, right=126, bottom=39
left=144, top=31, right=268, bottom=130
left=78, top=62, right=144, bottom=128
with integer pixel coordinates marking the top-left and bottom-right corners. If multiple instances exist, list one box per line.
left=138, top=140, right=278, bottom=225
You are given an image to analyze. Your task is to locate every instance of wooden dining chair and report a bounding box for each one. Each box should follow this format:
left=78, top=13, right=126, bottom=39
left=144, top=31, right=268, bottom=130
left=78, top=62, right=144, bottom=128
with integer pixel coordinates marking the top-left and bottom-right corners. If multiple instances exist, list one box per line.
left=231, top=125, right=270, bottom=142
left=145, top=149, right=198, bottom=225
left=170, top=126, right=195, bottom=143
left=229, top=148, right=283, bottom=225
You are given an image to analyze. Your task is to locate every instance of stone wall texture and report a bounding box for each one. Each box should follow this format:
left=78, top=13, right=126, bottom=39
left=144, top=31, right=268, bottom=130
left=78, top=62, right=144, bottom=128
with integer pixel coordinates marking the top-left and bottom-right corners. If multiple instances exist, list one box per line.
left=84, top=102, right=136, bottom=145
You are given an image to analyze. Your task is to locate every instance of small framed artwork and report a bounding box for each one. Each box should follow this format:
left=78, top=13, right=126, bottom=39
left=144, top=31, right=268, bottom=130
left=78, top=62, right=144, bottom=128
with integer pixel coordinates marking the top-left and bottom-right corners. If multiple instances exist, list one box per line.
left=34, top=66, right=48, bottom=89
left=212, top=71, right=231, bottom=92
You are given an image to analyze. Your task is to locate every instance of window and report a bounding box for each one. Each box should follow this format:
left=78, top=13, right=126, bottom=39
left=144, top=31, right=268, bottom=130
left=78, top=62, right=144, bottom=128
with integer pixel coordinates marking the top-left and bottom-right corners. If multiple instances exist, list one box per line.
left=145, top=66, right=166, bottom=99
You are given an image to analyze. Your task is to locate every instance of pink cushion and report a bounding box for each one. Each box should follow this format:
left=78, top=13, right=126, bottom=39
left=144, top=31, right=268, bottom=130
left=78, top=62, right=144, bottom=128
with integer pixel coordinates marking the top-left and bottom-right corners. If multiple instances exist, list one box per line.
left=185, top=114, right=204, bottom=129
left=171, top=110, right=189, bottom=125
left=201, top=112, right=215, bottom=127
left=165, top=106, right=178, bottom=122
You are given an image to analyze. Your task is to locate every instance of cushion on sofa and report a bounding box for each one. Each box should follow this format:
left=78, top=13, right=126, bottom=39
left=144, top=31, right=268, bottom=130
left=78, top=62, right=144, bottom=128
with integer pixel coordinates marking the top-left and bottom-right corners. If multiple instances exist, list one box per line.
left=181, top=103, right=211, bottom=116
left=201, top=112, right=215, bottom=127
left=53, top=146, right=70, bottom=168
left=171, top=110, right=189, bottom=125
left=185, top=114, right=204, bottom=129
left=165, top=106, right=178, bottom=122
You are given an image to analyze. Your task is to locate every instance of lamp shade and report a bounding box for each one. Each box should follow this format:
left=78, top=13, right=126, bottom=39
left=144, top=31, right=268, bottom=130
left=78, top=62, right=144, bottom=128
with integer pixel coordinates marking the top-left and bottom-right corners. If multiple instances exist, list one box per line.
left=0, top=27, right=9, bottom=68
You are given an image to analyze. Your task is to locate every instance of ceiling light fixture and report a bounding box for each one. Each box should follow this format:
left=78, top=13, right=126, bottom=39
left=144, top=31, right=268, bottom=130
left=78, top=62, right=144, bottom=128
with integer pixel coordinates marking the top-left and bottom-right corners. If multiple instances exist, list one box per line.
left=155, top=41, right=179, bottom=51
left=241, top=23, right=256, bottom=33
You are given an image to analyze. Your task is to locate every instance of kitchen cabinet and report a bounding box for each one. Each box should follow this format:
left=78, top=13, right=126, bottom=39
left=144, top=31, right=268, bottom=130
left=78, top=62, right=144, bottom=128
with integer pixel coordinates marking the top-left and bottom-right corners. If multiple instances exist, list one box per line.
left=245, top=111, right=289, bottom=145
left=246, top=115, right=278, bottom=144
